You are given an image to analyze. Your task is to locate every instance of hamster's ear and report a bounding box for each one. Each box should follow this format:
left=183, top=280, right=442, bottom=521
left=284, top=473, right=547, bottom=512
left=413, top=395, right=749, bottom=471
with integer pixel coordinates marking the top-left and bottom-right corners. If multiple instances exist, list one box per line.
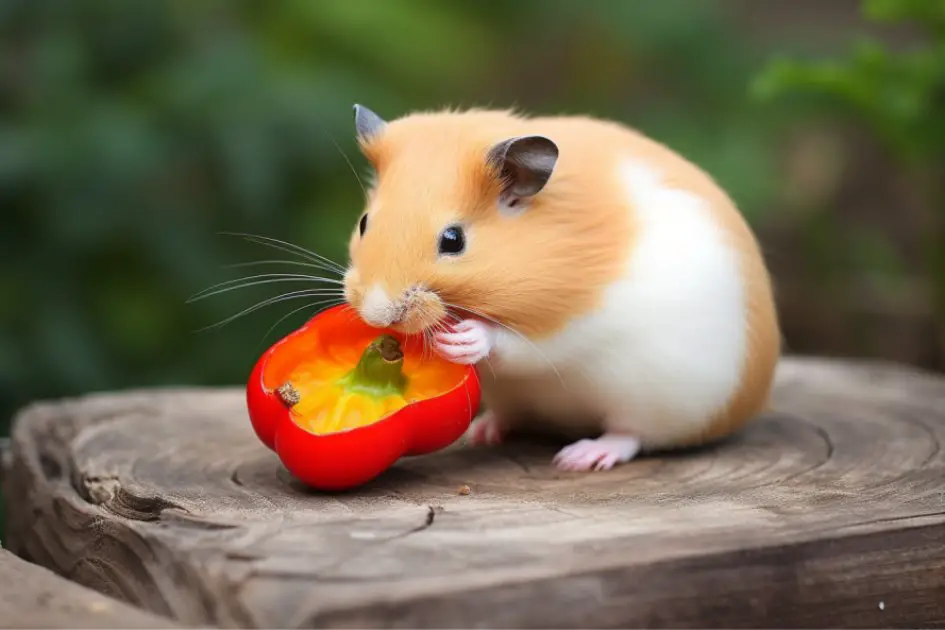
left=353, top=104, right=386, bottom=141
left=487, top=135, right=558, bottom=202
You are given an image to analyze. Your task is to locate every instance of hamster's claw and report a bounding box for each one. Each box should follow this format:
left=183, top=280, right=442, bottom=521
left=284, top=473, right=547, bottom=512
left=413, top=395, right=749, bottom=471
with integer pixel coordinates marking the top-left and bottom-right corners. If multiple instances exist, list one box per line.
left=553, top=434, right=641, bottom=472
left=434, top=319, right=493, bottom=365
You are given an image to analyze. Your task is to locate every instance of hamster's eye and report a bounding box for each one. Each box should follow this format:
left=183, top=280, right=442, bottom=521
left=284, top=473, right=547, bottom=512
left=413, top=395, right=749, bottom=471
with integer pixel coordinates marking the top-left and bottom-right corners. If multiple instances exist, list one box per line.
left=358, top=213, right=368, bottom=236
left=438, top=225, right=465, bottom=256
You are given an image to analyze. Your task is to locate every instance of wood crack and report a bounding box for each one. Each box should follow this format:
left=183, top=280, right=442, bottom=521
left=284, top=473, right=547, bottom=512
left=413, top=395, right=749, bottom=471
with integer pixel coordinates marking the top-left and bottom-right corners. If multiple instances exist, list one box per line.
left=72, top=471, right=187, bottom=522
left=255, top=505, right=445, bottom=583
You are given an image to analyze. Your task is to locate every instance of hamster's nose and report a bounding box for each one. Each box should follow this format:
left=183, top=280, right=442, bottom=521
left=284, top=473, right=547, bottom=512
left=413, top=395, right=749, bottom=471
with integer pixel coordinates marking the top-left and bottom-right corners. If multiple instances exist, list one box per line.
left=359, top=283, right=405, bottom=327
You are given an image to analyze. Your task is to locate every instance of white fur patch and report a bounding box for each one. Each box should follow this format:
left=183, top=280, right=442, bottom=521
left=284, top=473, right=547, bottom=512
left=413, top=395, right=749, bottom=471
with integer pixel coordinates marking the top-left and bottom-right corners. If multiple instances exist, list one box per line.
left=360, top=283, right=399, bottom=327
left=491, top=158, right=747, bottom=446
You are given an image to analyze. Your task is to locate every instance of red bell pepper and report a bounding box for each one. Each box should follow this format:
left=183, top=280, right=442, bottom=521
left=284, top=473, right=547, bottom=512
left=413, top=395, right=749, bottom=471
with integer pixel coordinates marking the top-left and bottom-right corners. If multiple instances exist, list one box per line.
left=246, top=304, right=481, bottom=490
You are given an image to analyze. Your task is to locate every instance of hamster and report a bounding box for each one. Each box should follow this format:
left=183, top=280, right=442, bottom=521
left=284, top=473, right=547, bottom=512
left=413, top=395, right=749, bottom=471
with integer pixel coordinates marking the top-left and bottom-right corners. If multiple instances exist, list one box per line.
left=342, top=104, right=781, bottom=472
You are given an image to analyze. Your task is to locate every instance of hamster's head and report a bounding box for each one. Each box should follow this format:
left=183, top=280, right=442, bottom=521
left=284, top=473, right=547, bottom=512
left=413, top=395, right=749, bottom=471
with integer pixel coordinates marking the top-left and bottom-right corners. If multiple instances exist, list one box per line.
left=342, top=104, right=561, bottom=336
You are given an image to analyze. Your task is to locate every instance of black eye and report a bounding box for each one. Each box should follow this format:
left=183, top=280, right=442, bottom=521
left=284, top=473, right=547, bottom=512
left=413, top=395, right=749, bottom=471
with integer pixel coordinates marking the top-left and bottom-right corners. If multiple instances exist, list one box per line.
left=438, top=225, right=465, bottom=256
left=358, top=213, right=368, bottom=236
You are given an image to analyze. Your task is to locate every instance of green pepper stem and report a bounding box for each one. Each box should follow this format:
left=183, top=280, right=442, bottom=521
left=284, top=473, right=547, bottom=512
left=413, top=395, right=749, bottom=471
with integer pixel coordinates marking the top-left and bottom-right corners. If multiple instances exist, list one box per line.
left=340, top=335, right=408, bottom=397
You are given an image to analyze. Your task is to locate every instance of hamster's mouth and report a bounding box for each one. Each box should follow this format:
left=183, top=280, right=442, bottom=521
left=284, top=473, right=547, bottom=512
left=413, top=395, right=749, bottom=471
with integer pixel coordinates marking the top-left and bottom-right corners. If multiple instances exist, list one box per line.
left=347, top=288, right=448, bottom=336
left=394, top=303, right=447, bottom=335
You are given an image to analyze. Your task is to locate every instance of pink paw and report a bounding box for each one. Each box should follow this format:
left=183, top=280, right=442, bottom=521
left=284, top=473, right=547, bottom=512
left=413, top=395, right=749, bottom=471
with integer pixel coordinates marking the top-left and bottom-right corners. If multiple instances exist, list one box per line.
left=552, top=434, right=641, bottom=472
left=434, top=319, right=494, bottom=365
left=467, top=410, right=506, bottom=446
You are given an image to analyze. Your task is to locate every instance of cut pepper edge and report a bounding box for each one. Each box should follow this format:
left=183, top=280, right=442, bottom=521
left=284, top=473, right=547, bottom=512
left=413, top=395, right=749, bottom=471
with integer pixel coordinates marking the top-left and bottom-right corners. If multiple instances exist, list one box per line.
left=260, top=330, right=478, bottom=437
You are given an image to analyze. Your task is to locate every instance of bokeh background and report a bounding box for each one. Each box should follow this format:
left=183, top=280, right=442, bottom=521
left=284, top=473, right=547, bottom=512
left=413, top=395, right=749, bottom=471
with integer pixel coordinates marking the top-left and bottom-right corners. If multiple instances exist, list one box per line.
left=2, top=0, right=943, bottom=527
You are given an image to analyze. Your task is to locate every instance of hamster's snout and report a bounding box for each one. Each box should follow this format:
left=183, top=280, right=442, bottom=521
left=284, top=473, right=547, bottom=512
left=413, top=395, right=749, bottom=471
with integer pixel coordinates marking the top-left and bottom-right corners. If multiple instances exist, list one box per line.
left=349, top=282, right=447, bottom=334
left=359, top=284, right=406, bottom=327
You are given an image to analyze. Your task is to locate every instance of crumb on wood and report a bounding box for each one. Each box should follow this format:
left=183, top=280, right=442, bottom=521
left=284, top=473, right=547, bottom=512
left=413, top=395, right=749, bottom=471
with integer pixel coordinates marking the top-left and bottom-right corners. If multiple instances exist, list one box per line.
left=457, top=484, right=471, bottom=495
left=87, top=601, right=109, bottom=613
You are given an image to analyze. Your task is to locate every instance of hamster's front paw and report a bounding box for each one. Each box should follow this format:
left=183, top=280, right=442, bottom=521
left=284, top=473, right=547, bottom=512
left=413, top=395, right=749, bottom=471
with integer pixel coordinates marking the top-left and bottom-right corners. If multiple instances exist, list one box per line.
left=552, top=433, right=641, bottom=472
left=434, top=319, right=494, bottom=365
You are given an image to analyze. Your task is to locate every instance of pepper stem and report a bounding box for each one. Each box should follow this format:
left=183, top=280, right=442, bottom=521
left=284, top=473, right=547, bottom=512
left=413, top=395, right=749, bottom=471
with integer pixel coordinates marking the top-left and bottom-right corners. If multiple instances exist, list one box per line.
left=341, top=334, right=408, bottom=397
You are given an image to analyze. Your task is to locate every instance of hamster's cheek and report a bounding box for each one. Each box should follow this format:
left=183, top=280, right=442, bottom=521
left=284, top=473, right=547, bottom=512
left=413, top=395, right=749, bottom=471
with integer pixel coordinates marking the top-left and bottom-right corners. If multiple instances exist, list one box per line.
left=342, top=268, right=361, bottom=305
left=347, top=229, right=359, bottom=256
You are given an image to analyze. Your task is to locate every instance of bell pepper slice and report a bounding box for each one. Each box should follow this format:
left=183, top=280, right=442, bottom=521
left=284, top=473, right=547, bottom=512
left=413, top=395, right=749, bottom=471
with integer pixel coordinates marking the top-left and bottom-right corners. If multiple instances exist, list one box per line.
left=246, top=304, right=481, bottom=491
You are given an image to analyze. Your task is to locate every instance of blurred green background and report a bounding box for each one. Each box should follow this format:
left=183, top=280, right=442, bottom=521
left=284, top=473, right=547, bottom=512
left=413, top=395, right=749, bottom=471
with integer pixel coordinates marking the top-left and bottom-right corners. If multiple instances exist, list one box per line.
left=2, top=0, right=943, bottom=529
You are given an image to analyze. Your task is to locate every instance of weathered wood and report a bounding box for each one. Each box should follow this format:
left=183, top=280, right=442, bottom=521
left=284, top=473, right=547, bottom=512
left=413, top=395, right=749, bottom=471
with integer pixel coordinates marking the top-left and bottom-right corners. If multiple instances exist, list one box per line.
left=3, top=356, right=945, bottom=628
left=0, top=548, right=180, bottom=628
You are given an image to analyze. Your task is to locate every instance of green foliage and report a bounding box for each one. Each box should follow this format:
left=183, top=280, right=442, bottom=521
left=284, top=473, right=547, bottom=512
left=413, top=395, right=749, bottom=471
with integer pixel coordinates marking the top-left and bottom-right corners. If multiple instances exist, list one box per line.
left=752, top=0, right=945, bottom=164
left=0, top=0, right=789, bottom=444
left=752, top=0, right=945, bottom=364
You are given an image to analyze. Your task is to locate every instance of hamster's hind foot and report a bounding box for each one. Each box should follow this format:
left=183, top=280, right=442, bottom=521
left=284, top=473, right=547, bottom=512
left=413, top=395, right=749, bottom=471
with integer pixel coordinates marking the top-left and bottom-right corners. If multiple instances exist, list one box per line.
left=552, top=433, right=641, bottom=472
left=466, top=410, right=507, bottom=446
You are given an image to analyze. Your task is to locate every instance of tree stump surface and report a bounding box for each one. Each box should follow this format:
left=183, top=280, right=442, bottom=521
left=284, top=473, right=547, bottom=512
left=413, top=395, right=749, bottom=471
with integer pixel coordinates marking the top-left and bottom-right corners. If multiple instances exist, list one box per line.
left=3, top=356, right=945, bottom=629
left=0, top=547, right=180, bottom=628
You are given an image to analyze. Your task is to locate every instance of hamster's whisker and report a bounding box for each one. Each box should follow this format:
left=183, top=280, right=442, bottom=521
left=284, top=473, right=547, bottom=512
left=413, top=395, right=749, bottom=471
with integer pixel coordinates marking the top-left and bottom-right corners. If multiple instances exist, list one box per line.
left=219, top=231, right=346, bottom=274
left=235, top=232, right=347, bottom=272
left=431, top=318, right=453, bottom=363
left=224, top=259, right=343, bottom=277
left=418, top=303, right=441, bottom=361
left=441, top=301, right=567, bottom=391
left=193, top=289, right=345, bottom=332
left=479, top=354, right=496, bottom=382
left=340, top=304, right=360, bottom=325
left=422, top=329, right=434, bottom=362
left=187, top=274, right=345, bottom=303
left=326, top=134, right=366, bottom=196
left=253, top=297, right=346, bottom=351
left=427, top=312, right=495, bottom=385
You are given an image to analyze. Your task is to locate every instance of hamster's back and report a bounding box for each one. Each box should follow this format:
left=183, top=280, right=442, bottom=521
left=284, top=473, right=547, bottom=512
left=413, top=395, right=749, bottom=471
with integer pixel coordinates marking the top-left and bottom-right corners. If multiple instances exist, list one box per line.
left=522, top=113, right=782, bottom=445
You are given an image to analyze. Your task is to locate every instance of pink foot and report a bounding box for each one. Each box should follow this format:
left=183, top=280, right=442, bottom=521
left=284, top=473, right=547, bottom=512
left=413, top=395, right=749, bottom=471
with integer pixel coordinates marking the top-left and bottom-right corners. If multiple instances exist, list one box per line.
left=552, top=434, right=641, bottom=472
left=467, top=410, right=506, bottom=446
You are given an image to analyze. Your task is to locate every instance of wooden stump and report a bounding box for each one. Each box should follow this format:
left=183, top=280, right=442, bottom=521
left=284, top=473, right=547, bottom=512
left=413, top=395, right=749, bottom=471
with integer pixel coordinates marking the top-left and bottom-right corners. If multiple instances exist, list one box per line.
left=0, top=548, right=180, bottom=629
left=3, top=357, right=945, bottom=628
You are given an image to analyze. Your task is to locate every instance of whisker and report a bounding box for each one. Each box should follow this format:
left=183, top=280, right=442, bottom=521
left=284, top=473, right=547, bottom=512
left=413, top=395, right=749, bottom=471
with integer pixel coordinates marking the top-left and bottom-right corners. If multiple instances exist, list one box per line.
left=187, top=274, right=344, bottom=303
left=193, top=289, right=345, bottom=332
left=442, top=301, right=567, bottom=392
left=427, top=320, right=446, bottom=362
left=219, top=231, right=346, bottom=274
left=254, top=297, right=346, bottom=351
left=240, top=238, right=344, bottom=276
left=436, top=313, right=497, bottom=381
left=240, top=238, right=345, bottom=276
left=421, top=328, right=432, bottom=362
left=430, top=314, right=480, bottom=419
left=224, top=258, right=342, bottom=276
left=308, top=114, right=368, bottom=197
left=335, top=300, right=360, bottom=325
left=424, top=304, right=451, bottom=362
left=481, top=356, right=497, bottom=382
left=327, top=134, right=366, bottom=196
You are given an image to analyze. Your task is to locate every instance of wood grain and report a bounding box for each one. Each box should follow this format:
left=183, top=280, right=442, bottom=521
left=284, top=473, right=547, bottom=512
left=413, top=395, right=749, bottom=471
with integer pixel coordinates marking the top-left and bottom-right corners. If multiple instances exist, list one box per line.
left=3, top=356, right=945, bottom=628
left=0, top=548, right=180, bottom=628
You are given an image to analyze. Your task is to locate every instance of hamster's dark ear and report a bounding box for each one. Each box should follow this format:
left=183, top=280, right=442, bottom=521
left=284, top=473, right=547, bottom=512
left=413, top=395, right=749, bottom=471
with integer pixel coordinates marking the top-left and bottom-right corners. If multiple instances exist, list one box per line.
left=487, top=135, right=558, bottom=200
left=353, top=104, right=386, bottom=141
